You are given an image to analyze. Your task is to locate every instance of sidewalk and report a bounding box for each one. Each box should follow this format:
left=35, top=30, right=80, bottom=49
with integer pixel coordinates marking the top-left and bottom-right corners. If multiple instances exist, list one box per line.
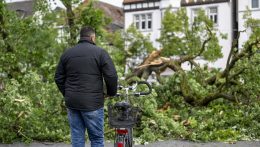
left=1, top=141, right=260, bottom=147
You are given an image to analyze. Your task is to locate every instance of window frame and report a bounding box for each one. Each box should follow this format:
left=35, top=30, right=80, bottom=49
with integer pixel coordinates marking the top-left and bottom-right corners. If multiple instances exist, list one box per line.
left=134, top=15, right=140, bottom=30
left=191, top=8, right=199, bottom=25
left=133, top=13, right=153, bottom=31
left=208, top=7, right=218, bottom=26
left=252, top=0, right=259, bottom=9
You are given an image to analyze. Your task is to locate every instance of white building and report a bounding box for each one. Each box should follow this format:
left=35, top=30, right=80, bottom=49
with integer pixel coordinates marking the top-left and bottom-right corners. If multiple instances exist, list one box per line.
left=238, top=0, right=260, bottom=49
left=123, top=0, right=260, bottom=69
left=180, top=0, right=237, bottom=68
left=123, top=0, right=181, bottom=49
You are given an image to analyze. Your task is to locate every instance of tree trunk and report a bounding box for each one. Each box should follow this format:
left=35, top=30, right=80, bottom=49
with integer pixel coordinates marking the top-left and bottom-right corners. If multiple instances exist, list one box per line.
left=61, top=0, right=77, bottom=46
left=126, top=37, right=259, bottom=106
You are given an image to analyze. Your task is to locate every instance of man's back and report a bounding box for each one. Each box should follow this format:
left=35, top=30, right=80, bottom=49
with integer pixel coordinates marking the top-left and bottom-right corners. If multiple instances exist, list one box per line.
left=55, top=40, right=118, bottom=111
left=54, top=26, right=117, bottom=147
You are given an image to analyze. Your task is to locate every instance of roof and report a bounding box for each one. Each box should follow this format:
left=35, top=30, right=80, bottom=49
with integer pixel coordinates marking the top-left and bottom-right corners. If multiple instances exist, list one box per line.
left=7, top=0, right=35, bottom=17
left=123, top=0, right=160, bottom=5
left=93, top=1, right=124, bottom=29
left=181, top=0, right=230, bottom=6
left=81, top=1, right=124, bottom=32
left=123, top=0, right=145, bottom=4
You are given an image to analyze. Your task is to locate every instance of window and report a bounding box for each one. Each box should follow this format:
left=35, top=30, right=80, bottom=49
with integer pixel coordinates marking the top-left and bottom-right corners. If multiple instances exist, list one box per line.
left=208, top=7, right=218, bottom=25
left=155, top=2, right=160, bottom=7
left=134, top=13, right=152, bottom=31
left=131, top=4, right=136, bottom=9
left=137, top=3, right=142, bottom=9
left=124, top=5, right=130, bottom=10
left=148, top=2, right=154, bottom=7
left=141, top=14, right=146, bottom=29
left=143, top=3, right=148, bottom=8
left=134, top=15, right=140, bottom=29
left=252, top=0, right=259, bottom=8
left=192, top=9, right=199, bottom=24
left=147, top=14, right=152, bottom=29
left=16, top=9, right=26, bottom=18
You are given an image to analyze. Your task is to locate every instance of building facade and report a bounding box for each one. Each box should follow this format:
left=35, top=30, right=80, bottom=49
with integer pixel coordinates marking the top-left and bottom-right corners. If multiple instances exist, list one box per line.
left=181, top=0, right=236, bottom=68
left=123, top=0, right=259, bottom=69
left=238, top=0, right=260, bottom=48
left=123, top=0, right=181, bottom=49
left=123, top=0, right=236, bottom=68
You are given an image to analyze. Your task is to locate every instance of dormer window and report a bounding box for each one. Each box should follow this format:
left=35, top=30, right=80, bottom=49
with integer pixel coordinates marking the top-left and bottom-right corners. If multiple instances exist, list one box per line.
left=123, top=1, right=160, bottom=12
left=16, top=9, right=26, bottom=18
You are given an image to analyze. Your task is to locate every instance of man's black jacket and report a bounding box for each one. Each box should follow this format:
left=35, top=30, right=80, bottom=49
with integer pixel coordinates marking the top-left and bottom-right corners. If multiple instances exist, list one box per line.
left=54, top=39, right=118, bottom=111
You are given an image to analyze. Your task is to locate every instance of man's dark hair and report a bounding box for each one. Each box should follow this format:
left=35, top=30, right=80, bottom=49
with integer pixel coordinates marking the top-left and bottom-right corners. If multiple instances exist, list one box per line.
left=80, top=26, right=95, bottom=38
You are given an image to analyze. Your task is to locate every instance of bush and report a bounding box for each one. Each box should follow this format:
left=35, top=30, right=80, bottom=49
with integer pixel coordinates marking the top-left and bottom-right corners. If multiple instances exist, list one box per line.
left=0, top=71, right=69, bottom=143
left=151, top=76, right=260, bottom=142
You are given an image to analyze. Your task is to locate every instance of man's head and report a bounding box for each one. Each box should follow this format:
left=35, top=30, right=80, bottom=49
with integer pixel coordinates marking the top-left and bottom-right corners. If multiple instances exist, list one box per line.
left=80, top=26, right=96, bottom=43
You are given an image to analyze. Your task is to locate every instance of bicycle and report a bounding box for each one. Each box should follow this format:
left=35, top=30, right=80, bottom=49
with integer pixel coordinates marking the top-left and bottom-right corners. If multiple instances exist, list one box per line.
left=108, top=81, right=152, bottom=147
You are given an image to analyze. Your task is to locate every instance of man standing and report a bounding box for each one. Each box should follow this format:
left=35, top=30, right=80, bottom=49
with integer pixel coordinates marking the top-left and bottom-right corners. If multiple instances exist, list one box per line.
left=55, top=26, right=118, bottom=147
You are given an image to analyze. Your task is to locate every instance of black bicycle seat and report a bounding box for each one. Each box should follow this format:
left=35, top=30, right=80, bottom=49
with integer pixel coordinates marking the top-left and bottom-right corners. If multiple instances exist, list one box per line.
left=114, top=101, right=131, bottom=109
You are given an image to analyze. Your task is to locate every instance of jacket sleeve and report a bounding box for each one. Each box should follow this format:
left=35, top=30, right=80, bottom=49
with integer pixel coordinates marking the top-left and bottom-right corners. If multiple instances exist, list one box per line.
left=101, top=49, right=118, bottom=96
left=54, top=57, right=66, bottom=96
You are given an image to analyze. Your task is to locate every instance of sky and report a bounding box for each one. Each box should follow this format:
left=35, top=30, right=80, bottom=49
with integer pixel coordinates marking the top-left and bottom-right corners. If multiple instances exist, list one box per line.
left=100, top=0, right=123, bottom=7
left=5, top=0, right=124, bottom=7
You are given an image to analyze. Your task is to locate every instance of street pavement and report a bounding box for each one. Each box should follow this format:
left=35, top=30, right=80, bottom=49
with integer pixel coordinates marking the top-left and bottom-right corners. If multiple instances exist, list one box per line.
left=0, top=141, right=260, bottom=147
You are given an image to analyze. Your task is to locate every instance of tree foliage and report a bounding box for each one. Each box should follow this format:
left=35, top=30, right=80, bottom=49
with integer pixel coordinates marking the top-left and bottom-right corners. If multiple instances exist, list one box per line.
left=59, top=0, right=111, bottom=45
left=158, top=8, right=223, bottom=61
left=105, top=25, right=155, bottom=69
left=0, top=1, right=67, bottom=143
left=0, top=0, right=122, bottom=143
left=0, top=0, right=259, bottom=144
left=128, top=8, right=260, bottom=106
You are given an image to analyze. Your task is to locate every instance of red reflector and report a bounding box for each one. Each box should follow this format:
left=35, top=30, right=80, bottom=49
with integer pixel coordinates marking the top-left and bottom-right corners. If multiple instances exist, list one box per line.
left=116, top=129, right=128, bottom=134
left=117, top=142, right=123, bottom=147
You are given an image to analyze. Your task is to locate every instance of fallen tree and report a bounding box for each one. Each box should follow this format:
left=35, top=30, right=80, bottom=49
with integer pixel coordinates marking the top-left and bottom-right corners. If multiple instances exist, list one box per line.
left=126, top=8, right=260, bottom=106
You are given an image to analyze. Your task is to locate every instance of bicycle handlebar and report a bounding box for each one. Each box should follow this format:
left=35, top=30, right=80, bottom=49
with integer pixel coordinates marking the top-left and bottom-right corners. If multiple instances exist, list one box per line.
left=116, top=81, right=152, bottom=97
left=136, top=81, right=152, bottom=96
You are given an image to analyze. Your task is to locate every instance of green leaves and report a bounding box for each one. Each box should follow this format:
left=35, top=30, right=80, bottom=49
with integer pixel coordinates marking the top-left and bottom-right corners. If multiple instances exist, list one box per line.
left=77, top=0, right=111, bottom=36
left=158, top=8, right=223, bottom=61
left=0, top=1, right=67, bottom=143
left=1, top=0, right=260, bottom=144
left=0, top=71, right=69, bottom=143
left=152, top=73, right=260, bottom=142
left=125, top=25, right=155, bottom=56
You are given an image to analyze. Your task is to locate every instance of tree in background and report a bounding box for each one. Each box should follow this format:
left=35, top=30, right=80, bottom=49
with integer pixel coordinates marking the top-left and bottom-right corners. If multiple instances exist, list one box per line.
left=107, top=25, right=155, bottom=74
left=128, top=8, right=260, bottom=106
left=0, top=0, right=132, bottom=142
left=0, top=0, right=69, bottom=143
left=1, top=0, right=259, bottom=143
left=58, top=0, right=111, bottom=45
left=55, top=0, right=155, bottom=72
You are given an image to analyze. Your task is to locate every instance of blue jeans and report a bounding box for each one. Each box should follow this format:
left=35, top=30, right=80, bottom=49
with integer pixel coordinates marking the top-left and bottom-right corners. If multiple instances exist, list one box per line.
left=67, top=107, right=104, bottom=147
